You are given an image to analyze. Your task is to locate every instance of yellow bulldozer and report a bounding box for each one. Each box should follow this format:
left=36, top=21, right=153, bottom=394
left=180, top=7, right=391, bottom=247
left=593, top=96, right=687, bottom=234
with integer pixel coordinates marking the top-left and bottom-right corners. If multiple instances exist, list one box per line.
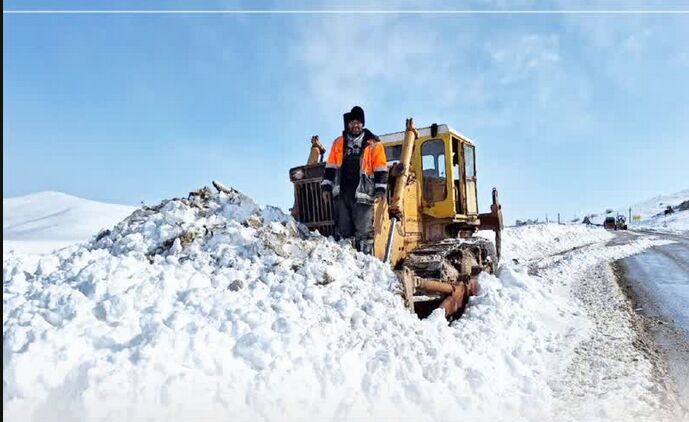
left=289, top=119, right=503, bottom=319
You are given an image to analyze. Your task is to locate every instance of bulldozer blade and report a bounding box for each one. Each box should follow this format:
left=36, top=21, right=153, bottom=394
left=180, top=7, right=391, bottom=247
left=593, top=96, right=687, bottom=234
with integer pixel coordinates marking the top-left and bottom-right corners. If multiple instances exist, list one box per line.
left=440, top=283, right=467, bottom=317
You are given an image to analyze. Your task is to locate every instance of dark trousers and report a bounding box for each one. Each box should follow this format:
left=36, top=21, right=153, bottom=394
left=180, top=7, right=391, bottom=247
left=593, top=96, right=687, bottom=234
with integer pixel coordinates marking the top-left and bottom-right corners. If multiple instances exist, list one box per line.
left=334, top=193, right=374, bottom=254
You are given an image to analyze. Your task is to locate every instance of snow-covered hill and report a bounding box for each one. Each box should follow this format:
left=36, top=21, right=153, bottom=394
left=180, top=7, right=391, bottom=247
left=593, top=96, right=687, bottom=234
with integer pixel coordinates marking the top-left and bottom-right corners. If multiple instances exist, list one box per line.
left=3, top=191, right=135, bottom=255
left=4, top=185, right=681, bottom=422
left=629, top=189, right=689, bottom=220
left=629, top=189, right=689, bottom=234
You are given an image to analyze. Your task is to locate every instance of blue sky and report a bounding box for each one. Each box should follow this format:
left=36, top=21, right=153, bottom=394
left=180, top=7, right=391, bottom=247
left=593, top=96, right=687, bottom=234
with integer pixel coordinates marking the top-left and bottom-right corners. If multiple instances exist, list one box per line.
left=4, top=0, right=689, bottom=223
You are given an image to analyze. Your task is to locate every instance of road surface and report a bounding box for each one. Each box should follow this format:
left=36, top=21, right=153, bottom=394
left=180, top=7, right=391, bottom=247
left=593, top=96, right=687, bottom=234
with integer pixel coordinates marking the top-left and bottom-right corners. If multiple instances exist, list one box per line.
left=615, top=230, right=689, bottom=403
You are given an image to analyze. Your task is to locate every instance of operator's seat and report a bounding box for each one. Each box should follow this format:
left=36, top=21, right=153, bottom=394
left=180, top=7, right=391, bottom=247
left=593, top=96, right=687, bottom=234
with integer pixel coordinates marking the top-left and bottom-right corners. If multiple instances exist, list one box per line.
left=423, top=169, right=447, bottom=203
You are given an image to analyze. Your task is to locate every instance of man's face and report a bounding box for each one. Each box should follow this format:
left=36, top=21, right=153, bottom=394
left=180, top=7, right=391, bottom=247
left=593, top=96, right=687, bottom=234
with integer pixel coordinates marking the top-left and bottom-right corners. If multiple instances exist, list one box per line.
left=347, top=120, right=363, bottom=136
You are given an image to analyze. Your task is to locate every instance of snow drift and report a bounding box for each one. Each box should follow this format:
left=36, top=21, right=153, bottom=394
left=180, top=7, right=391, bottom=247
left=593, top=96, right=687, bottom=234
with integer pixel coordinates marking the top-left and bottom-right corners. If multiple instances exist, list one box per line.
left=3, top=186, right=678, bottom=422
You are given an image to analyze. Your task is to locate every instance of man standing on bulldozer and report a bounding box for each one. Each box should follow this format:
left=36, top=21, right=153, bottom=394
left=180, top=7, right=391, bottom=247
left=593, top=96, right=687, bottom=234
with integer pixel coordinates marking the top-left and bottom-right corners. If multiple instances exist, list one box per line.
left=320, top=106, right=388, bottom=254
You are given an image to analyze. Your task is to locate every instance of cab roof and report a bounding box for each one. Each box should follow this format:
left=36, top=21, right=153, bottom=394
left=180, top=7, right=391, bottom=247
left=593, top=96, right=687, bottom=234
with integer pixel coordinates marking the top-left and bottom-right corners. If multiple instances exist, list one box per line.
left=378, top=124, right=476, bottom=146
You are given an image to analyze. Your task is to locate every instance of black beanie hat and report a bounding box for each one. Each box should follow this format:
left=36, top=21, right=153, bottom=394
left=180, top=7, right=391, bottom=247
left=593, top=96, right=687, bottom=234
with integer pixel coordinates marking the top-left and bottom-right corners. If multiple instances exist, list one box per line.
left=343, top=106, right=365, bottom=129
left=348, top=106, right=365, bottom=126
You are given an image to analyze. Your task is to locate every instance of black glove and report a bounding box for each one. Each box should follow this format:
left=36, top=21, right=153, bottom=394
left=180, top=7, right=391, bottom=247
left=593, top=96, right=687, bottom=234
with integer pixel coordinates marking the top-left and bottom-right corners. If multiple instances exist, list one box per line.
left=390, top=162, right=406, bottom=177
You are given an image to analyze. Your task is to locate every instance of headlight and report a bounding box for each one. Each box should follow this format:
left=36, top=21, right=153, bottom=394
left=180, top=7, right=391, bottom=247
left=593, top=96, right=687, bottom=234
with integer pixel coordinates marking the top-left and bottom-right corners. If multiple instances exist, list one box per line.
left=291, top=169, right=304, bottom=180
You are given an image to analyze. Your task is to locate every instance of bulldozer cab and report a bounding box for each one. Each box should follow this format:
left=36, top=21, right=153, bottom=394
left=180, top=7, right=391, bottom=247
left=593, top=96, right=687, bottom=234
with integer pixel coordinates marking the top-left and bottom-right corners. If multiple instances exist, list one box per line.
left=379, top=124, right=479, bottom=221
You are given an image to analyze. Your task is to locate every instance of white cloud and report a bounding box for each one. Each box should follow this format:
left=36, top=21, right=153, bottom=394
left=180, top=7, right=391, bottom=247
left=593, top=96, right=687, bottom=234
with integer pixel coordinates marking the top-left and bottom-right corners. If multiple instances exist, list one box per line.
left=292, top=12, right=597, bottom=142
left=293, top=14, right=443, bottom=121
left=487, top=34, right=560, bottom=84
left=560, top=14, right=688, bottom=91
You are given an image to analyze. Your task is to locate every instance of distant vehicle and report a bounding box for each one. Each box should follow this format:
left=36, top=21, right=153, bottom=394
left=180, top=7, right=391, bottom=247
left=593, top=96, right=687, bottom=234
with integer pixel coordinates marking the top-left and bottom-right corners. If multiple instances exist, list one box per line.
left=604, top=216, right=616, bottom=230
left=604, top=215, right=627, bottom=230
left=616, top=215, right=628, bottom=230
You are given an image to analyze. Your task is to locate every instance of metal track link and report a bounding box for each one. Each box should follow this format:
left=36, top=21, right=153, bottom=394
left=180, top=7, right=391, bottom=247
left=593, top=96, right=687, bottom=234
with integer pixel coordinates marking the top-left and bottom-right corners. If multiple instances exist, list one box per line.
left=402, top=237, right=497, bottom=280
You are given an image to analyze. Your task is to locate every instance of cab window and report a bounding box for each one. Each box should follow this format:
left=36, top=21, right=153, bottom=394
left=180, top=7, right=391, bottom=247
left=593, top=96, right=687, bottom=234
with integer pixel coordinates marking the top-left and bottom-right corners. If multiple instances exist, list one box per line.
left=384, top=145, right=402, bottom=164
left=464, top=144, right=476, bottom=179
left=452, top=137, right=464, bottom=214
left=421, top=139, right=447, bottom=202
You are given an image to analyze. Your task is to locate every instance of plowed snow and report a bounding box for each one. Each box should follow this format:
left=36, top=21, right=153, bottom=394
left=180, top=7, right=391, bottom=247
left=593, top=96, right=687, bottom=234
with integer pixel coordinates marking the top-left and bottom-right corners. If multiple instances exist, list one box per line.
left=3, top=187, right=682, bottom=421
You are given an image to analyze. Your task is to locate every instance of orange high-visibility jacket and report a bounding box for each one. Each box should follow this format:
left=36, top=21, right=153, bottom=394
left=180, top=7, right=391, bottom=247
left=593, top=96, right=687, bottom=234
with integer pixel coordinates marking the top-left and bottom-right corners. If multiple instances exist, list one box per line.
left=321, top=129, right=388, bottom=204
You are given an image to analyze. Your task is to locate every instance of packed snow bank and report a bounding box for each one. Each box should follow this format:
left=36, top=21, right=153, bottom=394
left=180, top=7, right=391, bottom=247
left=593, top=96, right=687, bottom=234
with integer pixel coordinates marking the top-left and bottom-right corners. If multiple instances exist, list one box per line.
left=3, top=191, right=136, bottom=256
left=499, top=223, right=613, bottom=263
left=2, top=187, right=676, bottom=422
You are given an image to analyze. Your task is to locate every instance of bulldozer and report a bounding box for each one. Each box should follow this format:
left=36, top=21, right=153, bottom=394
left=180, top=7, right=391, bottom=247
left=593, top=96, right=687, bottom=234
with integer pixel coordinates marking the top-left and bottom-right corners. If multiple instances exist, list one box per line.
left=289, top=119, right=503, bottom=319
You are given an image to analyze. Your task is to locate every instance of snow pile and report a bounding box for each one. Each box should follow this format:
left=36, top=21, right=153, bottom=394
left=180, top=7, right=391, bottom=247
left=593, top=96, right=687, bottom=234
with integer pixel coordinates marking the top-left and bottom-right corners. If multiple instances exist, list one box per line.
left=3, top=187, right=678, bottom=422
left=3, top=191, right=135, bottom=255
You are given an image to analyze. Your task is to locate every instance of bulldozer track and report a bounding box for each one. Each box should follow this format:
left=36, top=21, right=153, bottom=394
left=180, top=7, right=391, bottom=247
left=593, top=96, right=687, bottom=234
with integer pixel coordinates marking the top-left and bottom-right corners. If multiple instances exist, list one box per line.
left=396, top=237, right=496, bottom=319
left=402, top=237, right=497, bottom=279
